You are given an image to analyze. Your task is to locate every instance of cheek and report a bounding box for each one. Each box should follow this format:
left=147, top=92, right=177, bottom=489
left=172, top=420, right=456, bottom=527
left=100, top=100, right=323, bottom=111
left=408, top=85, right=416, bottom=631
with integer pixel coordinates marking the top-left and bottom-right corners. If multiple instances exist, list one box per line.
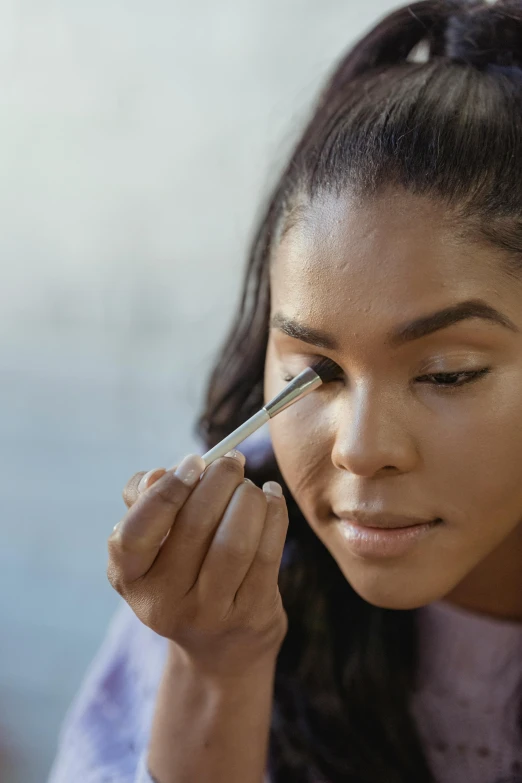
left=267, top=395, right=333, bottom=516
left=426, top=377, right=522, bottom=531
left=264, top=341, right=331, bottom=504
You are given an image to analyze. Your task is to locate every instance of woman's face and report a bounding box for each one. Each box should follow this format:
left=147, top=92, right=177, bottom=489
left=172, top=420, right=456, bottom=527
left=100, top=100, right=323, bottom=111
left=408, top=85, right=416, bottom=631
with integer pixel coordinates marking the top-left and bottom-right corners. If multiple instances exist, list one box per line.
left=264, top=187, right=522, bottom=614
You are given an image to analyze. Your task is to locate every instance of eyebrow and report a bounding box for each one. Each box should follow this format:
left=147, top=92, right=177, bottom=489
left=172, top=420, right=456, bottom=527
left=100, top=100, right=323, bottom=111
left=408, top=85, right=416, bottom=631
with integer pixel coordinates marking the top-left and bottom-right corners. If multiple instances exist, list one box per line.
left=269, top=299, right=519, bottom=351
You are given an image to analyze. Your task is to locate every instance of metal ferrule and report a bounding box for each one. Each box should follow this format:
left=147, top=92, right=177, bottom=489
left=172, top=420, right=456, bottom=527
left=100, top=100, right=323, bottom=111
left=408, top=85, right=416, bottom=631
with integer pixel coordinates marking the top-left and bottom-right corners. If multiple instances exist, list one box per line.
left=264, top=367, right=322, bottom=418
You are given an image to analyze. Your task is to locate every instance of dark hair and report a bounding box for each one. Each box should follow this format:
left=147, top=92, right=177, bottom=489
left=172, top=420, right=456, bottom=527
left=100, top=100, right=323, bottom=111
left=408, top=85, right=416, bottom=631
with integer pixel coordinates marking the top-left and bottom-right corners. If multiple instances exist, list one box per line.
left=195, top=1, right=522, bottom=780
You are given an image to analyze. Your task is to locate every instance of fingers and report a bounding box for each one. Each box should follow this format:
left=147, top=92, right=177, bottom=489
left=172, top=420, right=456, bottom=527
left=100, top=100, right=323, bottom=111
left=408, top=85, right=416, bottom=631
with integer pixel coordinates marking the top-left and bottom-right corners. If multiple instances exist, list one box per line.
left=152, top=451, right=248, bottom=592
left=108, top=451, right=290, bottom=659
left=235, top=485, right=289, bottom=612
left=195, top=478, right=268, bottom=617
left=109, top=455, right=205, bottom=583
left=122, top=468, right=167, bottom=508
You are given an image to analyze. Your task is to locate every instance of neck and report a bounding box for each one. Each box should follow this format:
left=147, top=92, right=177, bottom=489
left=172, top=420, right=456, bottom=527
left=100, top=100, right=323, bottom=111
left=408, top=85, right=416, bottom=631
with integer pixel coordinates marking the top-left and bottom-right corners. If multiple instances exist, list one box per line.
left=444, top=520, right=522, bottom=623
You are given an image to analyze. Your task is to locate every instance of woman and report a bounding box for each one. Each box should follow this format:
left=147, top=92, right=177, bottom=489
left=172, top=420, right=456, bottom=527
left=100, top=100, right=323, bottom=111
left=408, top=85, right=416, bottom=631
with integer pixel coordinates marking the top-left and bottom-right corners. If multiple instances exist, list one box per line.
left=48, top=1, right=522, bottom=781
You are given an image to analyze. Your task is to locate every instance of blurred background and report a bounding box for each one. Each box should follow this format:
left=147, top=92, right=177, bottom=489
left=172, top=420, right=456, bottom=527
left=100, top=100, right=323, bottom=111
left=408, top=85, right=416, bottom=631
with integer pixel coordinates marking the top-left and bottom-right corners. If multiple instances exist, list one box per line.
left=1, top=1, right=396, bottom=780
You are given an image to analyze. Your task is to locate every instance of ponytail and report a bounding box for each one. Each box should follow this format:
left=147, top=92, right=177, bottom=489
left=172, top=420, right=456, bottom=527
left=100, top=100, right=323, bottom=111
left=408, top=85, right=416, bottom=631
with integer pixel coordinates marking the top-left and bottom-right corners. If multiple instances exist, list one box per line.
left=318, top=0, right=522, bottom=107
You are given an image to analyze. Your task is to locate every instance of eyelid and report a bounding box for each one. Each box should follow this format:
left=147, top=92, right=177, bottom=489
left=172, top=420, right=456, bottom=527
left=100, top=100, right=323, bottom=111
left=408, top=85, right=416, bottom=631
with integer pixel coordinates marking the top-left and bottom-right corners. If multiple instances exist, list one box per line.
left=281, top=354, right=342, bottom=371
left=280, top=355, right=344, bottom=383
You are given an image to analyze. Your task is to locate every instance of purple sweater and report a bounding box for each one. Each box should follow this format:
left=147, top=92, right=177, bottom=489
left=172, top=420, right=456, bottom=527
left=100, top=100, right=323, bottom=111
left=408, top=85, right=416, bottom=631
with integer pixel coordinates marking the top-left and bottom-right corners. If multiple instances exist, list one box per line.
left=48, top=433, right=522, bottom=783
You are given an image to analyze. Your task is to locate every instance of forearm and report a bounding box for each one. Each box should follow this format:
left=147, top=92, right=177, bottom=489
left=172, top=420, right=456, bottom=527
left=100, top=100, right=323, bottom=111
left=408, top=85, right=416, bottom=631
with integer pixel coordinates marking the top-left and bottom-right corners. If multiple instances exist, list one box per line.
left=147, top=642, right=276, bottom=783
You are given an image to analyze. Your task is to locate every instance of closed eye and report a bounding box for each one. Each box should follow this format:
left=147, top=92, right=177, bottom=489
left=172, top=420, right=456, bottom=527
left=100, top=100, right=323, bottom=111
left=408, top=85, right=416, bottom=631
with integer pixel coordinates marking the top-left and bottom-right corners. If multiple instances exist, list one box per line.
left=280, top=369, right=343, bottom=384
left=416, top=368, right=491, bottom=388
left=279, top=367, right=491, bottom=390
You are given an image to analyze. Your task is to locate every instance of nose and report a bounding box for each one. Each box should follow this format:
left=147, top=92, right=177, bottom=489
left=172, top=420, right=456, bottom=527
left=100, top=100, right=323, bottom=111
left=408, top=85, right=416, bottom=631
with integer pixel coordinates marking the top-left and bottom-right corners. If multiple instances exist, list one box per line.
left=330, top=383, right=418, bottom=478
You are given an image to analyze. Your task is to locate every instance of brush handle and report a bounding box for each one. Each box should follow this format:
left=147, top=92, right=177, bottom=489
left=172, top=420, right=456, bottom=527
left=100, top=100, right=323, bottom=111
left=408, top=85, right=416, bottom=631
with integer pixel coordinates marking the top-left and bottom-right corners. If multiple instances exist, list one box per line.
left=201, top=408, right=271, bottom=467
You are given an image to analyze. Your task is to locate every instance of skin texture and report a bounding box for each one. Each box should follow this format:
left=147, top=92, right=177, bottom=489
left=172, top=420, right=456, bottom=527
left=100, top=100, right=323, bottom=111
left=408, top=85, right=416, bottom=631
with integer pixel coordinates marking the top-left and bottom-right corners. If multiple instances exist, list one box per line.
left=264, top=186, right=522, bottom=620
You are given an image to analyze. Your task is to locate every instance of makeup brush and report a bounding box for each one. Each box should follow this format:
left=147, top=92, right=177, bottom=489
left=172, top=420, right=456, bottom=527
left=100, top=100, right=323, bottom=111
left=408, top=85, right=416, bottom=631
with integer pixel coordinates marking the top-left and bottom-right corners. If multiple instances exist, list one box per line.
left=201, top=357, right=339, bottom=467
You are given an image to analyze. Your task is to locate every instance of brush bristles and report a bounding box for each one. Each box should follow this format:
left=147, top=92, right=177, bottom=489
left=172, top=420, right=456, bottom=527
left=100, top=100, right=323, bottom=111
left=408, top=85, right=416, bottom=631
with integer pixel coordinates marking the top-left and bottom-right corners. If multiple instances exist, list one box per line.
left=312, top=356, right=339, bottom=384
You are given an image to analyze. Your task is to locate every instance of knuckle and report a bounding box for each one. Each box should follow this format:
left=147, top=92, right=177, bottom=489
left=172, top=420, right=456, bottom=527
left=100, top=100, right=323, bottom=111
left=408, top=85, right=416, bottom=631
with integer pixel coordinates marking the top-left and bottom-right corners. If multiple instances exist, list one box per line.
left=141, top=592, right=182, bottom=638
left=107, top=532, right=121, bottom=556
left=178, top=519, right=210, bottom=546
left=242, top=479, right=266, bottom=500
left=139, top=596, right=162, bottom=631
left=121, top=491, right=132, bottom=509
left=238, top=481, right=265, bottom=512
left=124, top=471, right=144, bottom=491
left=106, top=561, right=125, bottom=596
left=245, top=595, right=287, bottom=637
left=122, top=472, right=145, bottom=507
left=224, top=539, right=253, bottom=562
left=118, top=536, right=148, bottom=556
left=108, top=526, right=147, bottom=559
left=255, top=546, right=280, bottom=567
left=217, top=456, right=244, bottom=477
left=150, top=473, right=187, bottom=506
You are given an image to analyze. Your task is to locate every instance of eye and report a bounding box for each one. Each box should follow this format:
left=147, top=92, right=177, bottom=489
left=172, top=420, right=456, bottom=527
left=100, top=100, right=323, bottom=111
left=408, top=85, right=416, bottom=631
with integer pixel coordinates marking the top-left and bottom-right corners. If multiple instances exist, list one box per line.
left=280, top=364, right=344, bottom=385
left=416, top=368, right=491, bottom=390
left=279, top=366, right=492, bottom=390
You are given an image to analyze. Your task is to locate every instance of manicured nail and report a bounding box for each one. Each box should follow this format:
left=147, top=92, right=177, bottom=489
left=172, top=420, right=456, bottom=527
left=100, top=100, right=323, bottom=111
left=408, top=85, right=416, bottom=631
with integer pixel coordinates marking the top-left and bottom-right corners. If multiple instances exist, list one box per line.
left=173, top=454, right=206, bottom=486
left=138, top=469, right=157, bottom=493
left=224, top=449, right=246, bottom=467
left=262, top=481, right=282, bottom=498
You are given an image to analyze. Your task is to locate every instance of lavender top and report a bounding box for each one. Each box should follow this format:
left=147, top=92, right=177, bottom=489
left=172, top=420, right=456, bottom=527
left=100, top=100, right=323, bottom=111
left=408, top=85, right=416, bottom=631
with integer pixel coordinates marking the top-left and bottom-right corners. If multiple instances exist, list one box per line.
left=48, top=432, right=522, bottom=783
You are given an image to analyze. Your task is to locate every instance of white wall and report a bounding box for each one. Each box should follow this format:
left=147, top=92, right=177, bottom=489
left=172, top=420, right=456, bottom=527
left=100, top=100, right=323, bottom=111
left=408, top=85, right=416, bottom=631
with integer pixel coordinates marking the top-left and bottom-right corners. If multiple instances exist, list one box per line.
left=0, top=2, right=397, bottom=780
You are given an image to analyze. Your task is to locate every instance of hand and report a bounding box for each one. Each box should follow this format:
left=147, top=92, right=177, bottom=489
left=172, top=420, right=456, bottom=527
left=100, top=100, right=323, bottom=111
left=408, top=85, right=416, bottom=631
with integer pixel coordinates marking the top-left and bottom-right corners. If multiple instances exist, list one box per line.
left=107, top=451, right=289, bottom=678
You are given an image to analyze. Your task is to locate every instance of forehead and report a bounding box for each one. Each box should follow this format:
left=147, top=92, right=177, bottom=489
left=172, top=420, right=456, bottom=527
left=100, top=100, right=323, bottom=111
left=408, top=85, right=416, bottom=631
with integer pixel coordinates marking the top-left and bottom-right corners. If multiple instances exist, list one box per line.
left=270, top=188, right=501, bottom=323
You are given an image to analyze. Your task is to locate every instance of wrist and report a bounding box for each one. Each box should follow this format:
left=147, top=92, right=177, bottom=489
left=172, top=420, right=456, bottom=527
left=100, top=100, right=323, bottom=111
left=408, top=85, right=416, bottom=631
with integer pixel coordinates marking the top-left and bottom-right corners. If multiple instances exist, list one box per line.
left=165, top=640, right=278, bottom=687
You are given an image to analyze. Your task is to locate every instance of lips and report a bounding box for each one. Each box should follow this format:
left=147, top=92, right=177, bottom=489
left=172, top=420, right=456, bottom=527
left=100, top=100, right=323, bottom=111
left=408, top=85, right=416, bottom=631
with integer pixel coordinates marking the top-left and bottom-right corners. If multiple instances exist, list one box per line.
left=334, top=510, right=439, bottom=529
left=336, top=515, right=442, bottom=558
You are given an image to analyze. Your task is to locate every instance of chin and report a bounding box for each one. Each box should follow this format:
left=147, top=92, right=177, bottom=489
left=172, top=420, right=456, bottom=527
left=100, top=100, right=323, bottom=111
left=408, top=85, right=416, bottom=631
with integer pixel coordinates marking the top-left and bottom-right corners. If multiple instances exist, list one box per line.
left=345, top=569, right=454, bottom=611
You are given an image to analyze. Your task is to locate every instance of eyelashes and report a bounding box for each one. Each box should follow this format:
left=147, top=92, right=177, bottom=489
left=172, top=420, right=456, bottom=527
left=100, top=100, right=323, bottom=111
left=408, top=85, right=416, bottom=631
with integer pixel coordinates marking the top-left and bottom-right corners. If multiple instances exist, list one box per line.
left=280, top=368, right=343, bottom=385
left=416, top=368, right=491, bottom=388
left=280, top=365, right=492, bottom=391
left=281, top=357, right=344, bottom=385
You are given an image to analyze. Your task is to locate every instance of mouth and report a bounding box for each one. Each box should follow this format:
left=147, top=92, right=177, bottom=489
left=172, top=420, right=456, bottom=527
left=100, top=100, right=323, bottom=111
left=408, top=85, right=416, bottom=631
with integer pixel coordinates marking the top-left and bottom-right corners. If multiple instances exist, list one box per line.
left=333, top=514, right=443, bottom=558
left=334, top=510, right=439, bottom=529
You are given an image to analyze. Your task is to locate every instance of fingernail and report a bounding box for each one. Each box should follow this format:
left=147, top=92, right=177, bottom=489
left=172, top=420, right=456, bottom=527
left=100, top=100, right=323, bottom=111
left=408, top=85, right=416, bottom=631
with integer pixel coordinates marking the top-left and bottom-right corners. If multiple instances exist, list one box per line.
left=224, top=449, right=246, bottom=467
left=138, top=469, right=156, bottom=493
left=262, top=481, right=282, bottom=498
left=173, top=454, right=206, bottom=486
